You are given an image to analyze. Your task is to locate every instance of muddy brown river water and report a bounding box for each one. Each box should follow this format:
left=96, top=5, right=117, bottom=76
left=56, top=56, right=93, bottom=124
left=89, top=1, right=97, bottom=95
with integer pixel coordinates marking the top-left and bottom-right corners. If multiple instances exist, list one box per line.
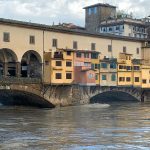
left=0, top=102, right=150, bottom=150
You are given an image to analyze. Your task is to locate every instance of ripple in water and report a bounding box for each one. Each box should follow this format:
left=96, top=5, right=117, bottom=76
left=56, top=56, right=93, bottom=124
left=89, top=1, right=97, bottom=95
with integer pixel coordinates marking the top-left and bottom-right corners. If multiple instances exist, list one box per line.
left=83, top=103, right=110, bottom=108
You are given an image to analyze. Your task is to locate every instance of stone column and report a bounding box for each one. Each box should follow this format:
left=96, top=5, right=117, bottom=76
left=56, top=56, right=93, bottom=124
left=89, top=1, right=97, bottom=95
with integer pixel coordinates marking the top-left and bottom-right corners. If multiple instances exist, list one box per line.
left=27, top=53, right=30, bottom=78
left=16, top=62, right=21, bottom=77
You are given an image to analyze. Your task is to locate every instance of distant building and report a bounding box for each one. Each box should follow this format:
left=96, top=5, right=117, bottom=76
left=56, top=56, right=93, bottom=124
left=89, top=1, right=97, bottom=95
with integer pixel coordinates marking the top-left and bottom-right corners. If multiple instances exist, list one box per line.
left=52, top=23, right=85, bottom=31
left=83, top=3, right=150, bottom=39
left=84, top=3, right=116, bottom=32
left=99, top=18, right=148, bottom=39
left=144, top=17, right=150, bottom=39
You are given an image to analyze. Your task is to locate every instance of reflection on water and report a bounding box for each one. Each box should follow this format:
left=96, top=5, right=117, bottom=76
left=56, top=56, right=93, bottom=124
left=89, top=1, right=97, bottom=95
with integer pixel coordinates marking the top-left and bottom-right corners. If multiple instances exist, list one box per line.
left=0, top=102, right=150, bottom=150
left=83, top=103, right=110, bottom=109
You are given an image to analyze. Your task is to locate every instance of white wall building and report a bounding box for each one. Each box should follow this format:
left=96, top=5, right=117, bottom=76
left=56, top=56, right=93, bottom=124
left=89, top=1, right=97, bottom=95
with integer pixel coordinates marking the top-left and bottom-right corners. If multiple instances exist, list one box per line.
left=99, top=18, right=148, bottom=39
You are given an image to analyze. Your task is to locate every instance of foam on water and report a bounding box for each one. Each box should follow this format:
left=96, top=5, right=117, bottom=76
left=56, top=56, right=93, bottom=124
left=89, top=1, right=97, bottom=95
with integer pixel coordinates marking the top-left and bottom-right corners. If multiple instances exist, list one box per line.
left=83, top=103, right=110, bottom=108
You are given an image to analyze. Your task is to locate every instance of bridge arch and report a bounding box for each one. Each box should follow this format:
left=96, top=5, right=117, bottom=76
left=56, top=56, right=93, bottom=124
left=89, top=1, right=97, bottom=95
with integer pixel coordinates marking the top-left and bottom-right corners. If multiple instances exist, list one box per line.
left=79, top=86, right=142, bottom=104
left=0, top=48, right=18, bottom=77
left=0, top=85, right=55, bottom=108
left=21, top=50, right=42, bottom=78
left=0, top=90, right=55, bottom=108
left=90, top=90, right=139, bottom=104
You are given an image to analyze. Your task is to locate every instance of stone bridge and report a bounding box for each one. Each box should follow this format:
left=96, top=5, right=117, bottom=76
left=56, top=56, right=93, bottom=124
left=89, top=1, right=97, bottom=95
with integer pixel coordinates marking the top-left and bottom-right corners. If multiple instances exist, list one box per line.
left=0, top=77, right=150, bottom=107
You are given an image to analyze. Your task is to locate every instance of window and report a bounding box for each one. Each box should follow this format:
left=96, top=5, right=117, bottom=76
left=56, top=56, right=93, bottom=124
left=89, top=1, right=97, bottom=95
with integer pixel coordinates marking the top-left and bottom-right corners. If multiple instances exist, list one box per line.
left=103, top=28, right=106, bottom=32
left=136, top=48, right=139, bottom=54
left=116, top=26, right=120, bottom=30
left=56, top=61, right=62, bottom=66
left=126, top=77, right=131, bottom=82
left=95, top=74, right=98, bottom=80
left=88, top=7, right=97, bottom=15
left=119, top=77, right=125, bottom=82
left=66, top=51, right=71, bottom=56
left=126, top=66, right=132, bottom=71
left=84, top=53, right=89, bottom=58
left=134, top=66, right=140, bottom=70
left=66, top=73, right=72, bottom=79
left=123, top=46, right=126, bottom=53
left=76, top=52, right=82, bottom=58
left=54, top=51, right=63, bottom=59
left=66, top=61, right=72, bottom=67
left=91, top=64, right=95, bottom=70
left=88, top=8, right=92, bottom=15
left=84, top=62, right=90, bottom=67
left=101, top=63, right=107, bottom=69
left=56, top=73, right=61, bottom=79
left=142, top=79, right=147, bottom=84
left=111, top=74, right=116, bottom=81
left=3, top=32, right=10, bottom=42
left=94, top=7, right=97, bottom=14
left=52, top=39, right=57, bottom=47
left=73, top=41, right=78, bottom=49
left=91, top=53, right=98, bottom=59
left=110, top=63, right=116, bottom=69
left=30, top=35, right=35, bottom=44
left=135, top=77, right=139, bottom=82
left=108, top=45, right=112, bottom=52
left=88, top=73, right=94, bottom=79
left=102, top=75, right=107, bottom=80
left=91, top=43, right=96, bottom=50
left=129, top=56, right=131, bottom=60
left=109, top=27, right=112, bottom=31
left=119, top=65, right=125, bottom=69
left=95, top=64, right=100, bottom=69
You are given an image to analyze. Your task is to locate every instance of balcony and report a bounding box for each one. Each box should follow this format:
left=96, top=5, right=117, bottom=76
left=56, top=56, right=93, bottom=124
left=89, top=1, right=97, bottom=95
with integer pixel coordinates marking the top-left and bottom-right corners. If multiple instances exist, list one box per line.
left=53, top=54, right=63, bottom=59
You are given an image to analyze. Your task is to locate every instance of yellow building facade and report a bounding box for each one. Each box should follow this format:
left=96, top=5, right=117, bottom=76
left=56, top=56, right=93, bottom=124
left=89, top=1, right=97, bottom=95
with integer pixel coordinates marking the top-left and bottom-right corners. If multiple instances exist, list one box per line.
left=117, top=53, right=150, bottom=88
left=44, top=49, right=74, bottom=85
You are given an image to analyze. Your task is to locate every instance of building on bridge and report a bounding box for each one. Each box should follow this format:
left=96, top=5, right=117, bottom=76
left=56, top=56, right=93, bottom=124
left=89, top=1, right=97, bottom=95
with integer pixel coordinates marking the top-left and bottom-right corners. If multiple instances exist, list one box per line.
left=0, top=18, right=150, bottom=89
left=43, top=48, right=150, bottom=88
left=84, top=3, right=149, bottom=39
left=99, top=58, right=117, bottom=87
left=117, top=53, right=150, bottom=88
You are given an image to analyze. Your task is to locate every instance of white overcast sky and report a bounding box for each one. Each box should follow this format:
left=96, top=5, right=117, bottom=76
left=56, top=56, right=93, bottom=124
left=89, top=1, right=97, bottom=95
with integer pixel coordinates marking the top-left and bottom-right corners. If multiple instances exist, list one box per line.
left=0, top=0, right=149, bottom=26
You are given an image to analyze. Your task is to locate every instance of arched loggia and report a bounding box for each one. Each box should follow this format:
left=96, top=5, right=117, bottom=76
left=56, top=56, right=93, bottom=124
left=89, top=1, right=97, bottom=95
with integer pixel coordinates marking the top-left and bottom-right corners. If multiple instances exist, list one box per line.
left=0, top=48, right=18, bottom=77
left=21, top=50, right=42, bottom=78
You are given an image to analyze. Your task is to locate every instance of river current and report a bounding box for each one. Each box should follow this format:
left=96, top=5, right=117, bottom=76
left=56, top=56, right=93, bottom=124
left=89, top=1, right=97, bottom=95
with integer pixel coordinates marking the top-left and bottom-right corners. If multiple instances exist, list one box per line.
left=0, top=102, right=150, bottom=150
